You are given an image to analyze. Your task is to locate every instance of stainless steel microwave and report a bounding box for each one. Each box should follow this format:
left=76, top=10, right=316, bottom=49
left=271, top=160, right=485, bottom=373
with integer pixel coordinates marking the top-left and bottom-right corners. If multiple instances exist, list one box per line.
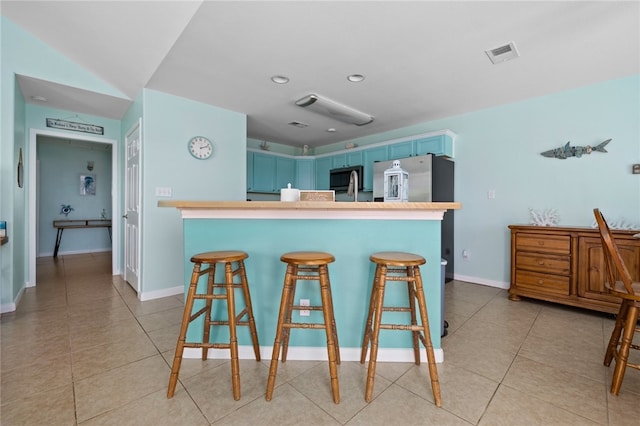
left=329, top=165, right=363, bottom=191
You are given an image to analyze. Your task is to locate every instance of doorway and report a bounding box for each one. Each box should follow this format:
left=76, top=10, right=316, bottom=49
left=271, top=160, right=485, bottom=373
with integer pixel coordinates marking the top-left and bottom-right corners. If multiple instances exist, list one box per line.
left=28, top=128, right=119, bottom=286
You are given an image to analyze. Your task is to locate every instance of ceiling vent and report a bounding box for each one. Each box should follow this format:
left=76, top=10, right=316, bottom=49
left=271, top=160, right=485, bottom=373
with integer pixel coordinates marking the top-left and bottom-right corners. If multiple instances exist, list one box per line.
left=485, top=41, right=520, bottom=64
left=288, top=121, right=309, bottom=128
left=295, top=94, right=374, bottom=126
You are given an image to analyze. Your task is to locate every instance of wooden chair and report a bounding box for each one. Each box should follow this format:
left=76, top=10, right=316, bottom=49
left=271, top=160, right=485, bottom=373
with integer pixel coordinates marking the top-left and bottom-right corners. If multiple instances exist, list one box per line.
left=360, top=251, right=441, bottom=406
left=266, top=251, right=340, bottom=404
left=594, top=209, right=640, bottom=395
left=167, top=251, right=261, bottom=400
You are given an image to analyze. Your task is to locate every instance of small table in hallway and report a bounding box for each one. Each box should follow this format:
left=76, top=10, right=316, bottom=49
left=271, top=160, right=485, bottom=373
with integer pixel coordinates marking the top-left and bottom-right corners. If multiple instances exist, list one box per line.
left=52, top=219, right=112, bottom=257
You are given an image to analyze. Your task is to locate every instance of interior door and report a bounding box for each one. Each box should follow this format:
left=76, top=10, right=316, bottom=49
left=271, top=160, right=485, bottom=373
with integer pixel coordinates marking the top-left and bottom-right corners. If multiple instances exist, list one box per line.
left=124, top=120, right=141, bottom=293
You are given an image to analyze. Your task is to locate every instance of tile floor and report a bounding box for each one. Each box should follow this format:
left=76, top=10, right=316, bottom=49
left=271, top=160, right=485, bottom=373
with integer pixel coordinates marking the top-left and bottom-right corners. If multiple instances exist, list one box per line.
left=1, top=252, right=639, bottom=425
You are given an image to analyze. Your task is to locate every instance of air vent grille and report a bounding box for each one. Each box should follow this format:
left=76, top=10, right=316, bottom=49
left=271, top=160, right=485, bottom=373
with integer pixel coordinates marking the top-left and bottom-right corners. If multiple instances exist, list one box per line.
left=485, top=41, right=520, bottom=64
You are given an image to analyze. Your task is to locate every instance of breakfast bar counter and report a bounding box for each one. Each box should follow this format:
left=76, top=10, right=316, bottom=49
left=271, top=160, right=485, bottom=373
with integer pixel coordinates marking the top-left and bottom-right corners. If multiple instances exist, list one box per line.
left=160, top=200, right=461, bottom=362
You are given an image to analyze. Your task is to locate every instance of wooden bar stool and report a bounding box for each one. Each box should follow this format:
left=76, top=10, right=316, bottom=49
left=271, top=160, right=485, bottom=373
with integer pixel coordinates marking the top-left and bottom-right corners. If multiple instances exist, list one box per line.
left=167, top=251, right=260, bottom=401
left=360, top=251, right=441, bottom=406
left=266, top=251, right=341, bottom=404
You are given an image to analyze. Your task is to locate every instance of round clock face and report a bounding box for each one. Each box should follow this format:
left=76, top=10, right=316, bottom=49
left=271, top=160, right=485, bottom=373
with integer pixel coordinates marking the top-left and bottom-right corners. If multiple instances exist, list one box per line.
left=188, top=136, right=213, bottom=159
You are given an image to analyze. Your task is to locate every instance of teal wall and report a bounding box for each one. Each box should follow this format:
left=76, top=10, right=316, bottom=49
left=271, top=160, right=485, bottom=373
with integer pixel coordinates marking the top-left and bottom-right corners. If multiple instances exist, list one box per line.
left=37, top=138, right=112, bottom=256
left=140, top=89, right=247, bottom=294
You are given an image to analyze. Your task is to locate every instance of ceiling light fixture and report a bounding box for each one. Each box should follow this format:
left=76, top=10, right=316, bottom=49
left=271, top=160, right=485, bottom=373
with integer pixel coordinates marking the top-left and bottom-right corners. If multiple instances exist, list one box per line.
left=295, top=94, right=373, bottom=126
left=271, top=75, right=290, bottom=84
left=326, top=128, right=337, bottom=133
left=31, top=95, right=47, bottom=102
left=347, top=74, right=365, bottom=82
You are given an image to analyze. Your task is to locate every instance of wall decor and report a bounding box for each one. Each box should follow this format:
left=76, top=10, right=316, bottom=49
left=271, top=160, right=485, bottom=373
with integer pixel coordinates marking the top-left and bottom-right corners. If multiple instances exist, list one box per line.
left=80, top=174, right=96, bottom=196
left=529, top=208, right=559, bottom=226
left=46, top=118, right=104, bottom=135
left=540, top=138, right=611, bottom=159
left=60, top=204, right=74, bottom=216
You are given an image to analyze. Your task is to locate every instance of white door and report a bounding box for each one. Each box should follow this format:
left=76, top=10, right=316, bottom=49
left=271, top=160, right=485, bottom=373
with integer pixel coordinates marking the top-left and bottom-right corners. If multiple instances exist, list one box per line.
left=124, top=120, right=141, bottom=293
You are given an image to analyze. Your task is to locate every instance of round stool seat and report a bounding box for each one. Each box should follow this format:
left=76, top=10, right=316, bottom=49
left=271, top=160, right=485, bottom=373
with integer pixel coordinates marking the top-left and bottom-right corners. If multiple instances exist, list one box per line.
left=369, top=251, right=426, bottom=267
left=191, top=250, right=248, bottom=264
left=281, top=251, right=335, bottom=265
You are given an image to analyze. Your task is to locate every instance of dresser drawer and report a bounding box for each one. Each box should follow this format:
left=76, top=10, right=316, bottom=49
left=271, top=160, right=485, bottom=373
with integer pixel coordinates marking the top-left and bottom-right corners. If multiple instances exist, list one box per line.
left=516, top=233, right=570, bottom=254
left=515, top=270, right=569, bottom=295
left=515, top=252, right=570, bottom=275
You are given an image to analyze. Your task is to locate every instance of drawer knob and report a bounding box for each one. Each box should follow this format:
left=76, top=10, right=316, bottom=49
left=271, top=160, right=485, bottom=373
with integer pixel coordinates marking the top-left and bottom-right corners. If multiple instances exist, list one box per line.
left=538, top=260, right=545, bottom=265
left=538, top=279, right=544, bottom=284
left=538, top=241, right=545, bottom=246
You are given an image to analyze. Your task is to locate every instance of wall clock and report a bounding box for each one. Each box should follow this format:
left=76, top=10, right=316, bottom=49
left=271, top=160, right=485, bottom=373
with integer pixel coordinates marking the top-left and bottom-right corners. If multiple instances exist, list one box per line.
left=17, top=148, right=23, bottom=188
left=188, top=136, right=213, bottom=159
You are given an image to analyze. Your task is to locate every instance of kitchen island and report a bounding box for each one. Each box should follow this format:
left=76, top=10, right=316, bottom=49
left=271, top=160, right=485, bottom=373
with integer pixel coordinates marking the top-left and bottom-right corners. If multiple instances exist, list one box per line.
left=159, top=201, right=461, bottom=363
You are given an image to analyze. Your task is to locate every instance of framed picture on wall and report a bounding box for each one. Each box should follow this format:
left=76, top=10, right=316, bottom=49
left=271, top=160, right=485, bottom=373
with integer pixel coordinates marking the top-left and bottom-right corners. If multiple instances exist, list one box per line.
left=80, top=173, right=96, bottom=196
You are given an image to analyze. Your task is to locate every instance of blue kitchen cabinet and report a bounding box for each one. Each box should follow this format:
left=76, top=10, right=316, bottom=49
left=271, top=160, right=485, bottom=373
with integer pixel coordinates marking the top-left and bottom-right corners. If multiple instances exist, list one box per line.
left=362, top=146, right=388, bottom=191
left=388, top=140, right=415, bottom=159
left=295, top=158, right=315, bottom=190
left=332, top=151, right=363, bottom=168
left=331, top=153, right=347, bottom=168
left=276, top=157, right=296, bottom=191
left=251, top=152, right=277, bottom=192
left=415, top=134, right=454, bottom=157
left=246, top=152, right=254, bottom=192
left=315, top=156, right=332, bottom=190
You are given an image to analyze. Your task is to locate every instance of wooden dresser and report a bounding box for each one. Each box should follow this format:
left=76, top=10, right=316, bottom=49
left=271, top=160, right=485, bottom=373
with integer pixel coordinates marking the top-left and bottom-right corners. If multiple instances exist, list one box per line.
left=509, top=225, right=640, bottom=314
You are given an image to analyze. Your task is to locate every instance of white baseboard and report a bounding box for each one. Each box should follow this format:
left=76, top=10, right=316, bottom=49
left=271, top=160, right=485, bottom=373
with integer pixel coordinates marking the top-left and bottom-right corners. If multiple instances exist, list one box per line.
left=183, top=345, right=444, bottom=363
left=453, top=274, right=509, bottom=290
left=37, top=247, right=112, bottom=257
left=1, top=285, right=25, bottom=313
left=139, top=285, right=183, bottom=301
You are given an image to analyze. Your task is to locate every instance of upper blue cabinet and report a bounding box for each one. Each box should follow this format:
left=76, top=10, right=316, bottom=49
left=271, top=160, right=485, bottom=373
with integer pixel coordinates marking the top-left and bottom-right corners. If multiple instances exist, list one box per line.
left=247, top=130, right=455, bottom=193
left=386, top=132, right=455, bottom=159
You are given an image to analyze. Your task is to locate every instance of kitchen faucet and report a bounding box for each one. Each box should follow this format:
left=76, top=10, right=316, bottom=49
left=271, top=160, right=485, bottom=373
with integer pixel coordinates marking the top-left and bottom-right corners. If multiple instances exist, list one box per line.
left=347, top=170, right=358, bottom=202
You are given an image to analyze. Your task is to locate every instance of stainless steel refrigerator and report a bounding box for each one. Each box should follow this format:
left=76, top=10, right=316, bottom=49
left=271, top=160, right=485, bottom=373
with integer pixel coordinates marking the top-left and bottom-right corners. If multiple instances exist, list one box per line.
left=373, top=154, right=455, bottom=282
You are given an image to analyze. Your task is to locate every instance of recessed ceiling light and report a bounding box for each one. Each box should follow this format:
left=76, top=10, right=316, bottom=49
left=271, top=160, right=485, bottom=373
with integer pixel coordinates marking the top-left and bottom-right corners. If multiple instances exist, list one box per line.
left=271, top=75, right=290, bottom=84
left=347, top=74, right=365, bottom=82
left=31, top=95, right=47, bottom=102
left=326, top=128, right=337, bottom=133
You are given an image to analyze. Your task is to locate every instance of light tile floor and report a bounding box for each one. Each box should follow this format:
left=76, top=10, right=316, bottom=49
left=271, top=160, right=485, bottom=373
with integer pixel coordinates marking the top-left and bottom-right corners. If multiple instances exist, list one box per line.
left=1, top=253, right=639, bottom=425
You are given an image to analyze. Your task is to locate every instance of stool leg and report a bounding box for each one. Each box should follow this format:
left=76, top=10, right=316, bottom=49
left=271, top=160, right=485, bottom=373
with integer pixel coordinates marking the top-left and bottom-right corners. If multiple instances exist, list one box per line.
left=407, top=266, right=421, bottom=365
left=266, top=264, right=295, bottom=401
left=281, top=266, right=298, bottom=362
left=224, top=262, right=241, bottom=401
left=365, top=265, right=387, bottom=402
left=238, top=260, right=261, bottom=361
left=361, top=265, right=382, bottom=364
left=319, top=265, right=340, bottom=404
left=201, top=263, right=216, bottom=361
left=413, top=266, right=442, bottom=407
left=324, top=274, right=341, bottom=365
left=610, top=304, right=639, bottom=395
left=605, top=300, right=628, bottom=367
left=167, top=262, right=201, bottom=398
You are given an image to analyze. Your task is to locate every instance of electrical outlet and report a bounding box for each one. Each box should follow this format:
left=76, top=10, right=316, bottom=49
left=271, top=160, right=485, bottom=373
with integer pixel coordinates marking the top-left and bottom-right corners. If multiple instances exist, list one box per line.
left=155, top=187, right=172, bottom=197
left=487, top=189, right=496, bottom=199
left=462, top=249, right=470, bottom=261
left=300, top=299, right=310, bottom=316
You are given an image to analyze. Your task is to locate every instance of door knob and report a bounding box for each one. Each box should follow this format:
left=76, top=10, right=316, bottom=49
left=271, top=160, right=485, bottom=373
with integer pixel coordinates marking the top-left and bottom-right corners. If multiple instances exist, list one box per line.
left=122, top=214, right=128, bottom=219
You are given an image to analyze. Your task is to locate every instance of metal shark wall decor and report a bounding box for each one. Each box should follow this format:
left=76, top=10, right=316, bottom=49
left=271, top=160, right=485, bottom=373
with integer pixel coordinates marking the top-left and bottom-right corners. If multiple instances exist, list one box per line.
left=541, top=139, right=611, bottom=159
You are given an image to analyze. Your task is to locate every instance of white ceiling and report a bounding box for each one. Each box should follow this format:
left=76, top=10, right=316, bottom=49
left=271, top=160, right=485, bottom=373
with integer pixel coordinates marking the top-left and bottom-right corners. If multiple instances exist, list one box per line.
left=4, top=1, right=639, bottom=149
